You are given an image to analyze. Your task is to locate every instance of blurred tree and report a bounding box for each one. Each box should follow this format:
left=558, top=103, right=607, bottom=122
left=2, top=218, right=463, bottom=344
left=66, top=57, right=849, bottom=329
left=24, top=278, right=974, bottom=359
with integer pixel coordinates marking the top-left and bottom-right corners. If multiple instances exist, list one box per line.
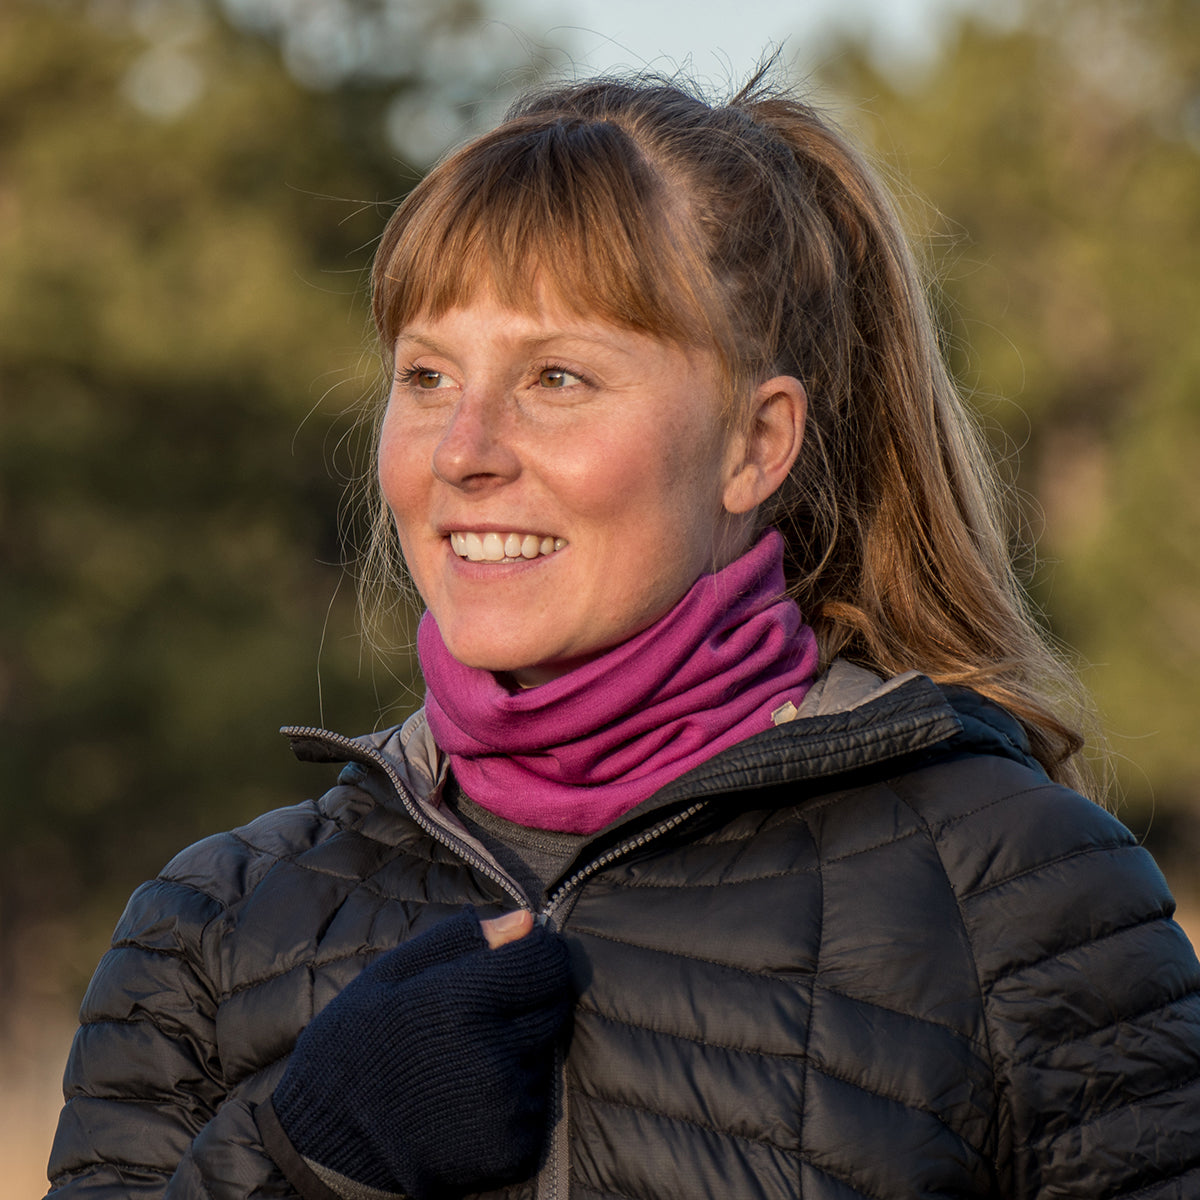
left=818, top=0, right=1200, bottom=831
left=3, top=0, right=1198, bottom=1018
left=0, top=0, right=551, bottom=1008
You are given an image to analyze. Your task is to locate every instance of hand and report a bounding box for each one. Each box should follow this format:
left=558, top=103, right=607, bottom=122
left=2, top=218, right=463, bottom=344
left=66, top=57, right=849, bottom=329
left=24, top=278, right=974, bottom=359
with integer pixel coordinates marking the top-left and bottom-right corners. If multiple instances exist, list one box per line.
left=480, top=906, right=535, bottom=948
left=266, top=908, right=571, bottom=1199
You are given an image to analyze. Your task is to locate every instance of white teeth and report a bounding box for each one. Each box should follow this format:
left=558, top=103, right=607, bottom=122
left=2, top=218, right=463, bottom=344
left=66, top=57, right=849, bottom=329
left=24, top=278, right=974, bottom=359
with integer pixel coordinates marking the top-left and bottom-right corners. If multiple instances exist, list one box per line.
left=450, top=531, right=566, bottom=563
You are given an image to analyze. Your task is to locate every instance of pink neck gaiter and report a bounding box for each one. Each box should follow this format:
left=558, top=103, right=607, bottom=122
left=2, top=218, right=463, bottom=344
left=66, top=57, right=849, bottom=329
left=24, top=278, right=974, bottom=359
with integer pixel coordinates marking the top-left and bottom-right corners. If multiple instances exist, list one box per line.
left=419, top=530, right=820, bottom=834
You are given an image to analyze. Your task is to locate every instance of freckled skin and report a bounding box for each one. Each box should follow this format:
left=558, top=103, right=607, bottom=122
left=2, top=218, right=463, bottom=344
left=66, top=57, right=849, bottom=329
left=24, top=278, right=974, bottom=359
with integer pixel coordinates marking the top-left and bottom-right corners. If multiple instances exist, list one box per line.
left=377, top=294, right=754, bottom=686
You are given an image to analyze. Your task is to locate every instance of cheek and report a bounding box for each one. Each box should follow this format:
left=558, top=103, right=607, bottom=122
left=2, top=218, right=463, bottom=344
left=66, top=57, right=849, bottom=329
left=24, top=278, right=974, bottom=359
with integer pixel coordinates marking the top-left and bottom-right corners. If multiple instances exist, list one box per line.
left=376, top=423, right=427, bottom=540
left=563, top=418, right=706, bottom=515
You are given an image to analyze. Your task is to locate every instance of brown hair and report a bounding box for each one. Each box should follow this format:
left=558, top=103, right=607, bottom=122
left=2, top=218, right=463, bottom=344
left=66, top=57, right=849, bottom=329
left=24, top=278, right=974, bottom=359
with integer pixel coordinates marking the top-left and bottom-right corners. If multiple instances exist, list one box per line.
left=366, top=71, right=1096, bottom=792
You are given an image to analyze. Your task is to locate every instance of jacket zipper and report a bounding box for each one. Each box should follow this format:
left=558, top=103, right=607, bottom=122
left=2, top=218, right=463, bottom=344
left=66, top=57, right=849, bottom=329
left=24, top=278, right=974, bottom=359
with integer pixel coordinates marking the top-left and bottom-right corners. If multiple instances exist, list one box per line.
left=534, top=799, right=709, bottom=1200
left=281, top=725, right=529, bottom=908
left=285, top=724, right=710, bottom=1200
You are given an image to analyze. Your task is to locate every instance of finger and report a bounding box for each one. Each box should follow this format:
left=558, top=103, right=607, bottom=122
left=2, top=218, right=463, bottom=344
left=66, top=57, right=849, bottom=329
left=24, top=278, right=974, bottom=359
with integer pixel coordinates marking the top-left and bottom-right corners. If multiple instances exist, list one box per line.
left=481, top=908, right=533, bottom=949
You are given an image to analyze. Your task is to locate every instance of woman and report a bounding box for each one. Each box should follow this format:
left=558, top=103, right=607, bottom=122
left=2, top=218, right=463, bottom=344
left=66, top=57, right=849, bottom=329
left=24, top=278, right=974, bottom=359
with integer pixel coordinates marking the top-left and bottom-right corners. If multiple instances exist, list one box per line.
left=46, top=73, right=1200, bottom=1199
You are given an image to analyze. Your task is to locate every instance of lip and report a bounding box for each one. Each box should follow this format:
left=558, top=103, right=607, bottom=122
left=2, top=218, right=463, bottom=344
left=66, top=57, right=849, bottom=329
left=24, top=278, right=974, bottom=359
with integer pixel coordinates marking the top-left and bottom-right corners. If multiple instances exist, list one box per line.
left=436, top=523, right=561, bottom=538
left=443, top=547, right=560, bottom=582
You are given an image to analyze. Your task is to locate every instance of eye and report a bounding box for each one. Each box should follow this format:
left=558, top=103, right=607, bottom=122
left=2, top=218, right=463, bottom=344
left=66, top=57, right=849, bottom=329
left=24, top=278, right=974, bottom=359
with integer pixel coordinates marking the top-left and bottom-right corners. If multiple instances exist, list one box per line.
left=538, top=366, right=582, bottom=389
left=397, top=365, right=451, bottom=390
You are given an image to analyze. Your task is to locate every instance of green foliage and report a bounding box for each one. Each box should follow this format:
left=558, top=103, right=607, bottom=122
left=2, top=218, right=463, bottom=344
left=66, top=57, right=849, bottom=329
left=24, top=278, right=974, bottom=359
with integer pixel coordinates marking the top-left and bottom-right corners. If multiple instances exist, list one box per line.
left=820, top=0, right=1200, bottom=819
left=0, top=0, right=437, bottom=998
left=2, top=0, right=1198, bottom=1004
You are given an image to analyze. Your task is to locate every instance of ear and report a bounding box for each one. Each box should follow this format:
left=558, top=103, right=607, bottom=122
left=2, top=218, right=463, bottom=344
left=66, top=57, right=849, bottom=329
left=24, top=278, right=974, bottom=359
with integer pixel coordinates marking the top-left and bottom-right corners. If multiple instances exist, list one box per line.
left=722, top=375, right=806, bottom=515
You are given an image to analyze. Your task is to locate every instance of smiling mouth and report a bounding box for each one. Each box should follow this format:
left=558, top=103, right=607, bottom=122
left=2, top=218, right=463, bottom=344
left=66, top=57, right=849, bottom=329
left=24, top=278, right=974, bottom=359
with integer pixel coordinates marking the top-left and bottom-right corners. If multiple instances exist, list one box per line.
left=450, top=531, right=567, bottom=563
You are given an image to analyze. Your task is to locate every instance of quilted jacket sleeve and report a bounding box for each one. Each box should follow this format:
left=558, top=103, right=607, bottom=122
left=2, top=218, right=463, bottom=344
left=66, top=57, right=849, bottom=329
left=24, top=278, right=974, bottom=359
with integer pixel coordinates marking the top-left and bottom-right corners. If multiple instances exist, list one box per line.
left=43, top=821, right=308, bottom=1200
left=926, top=762, right=1200, bottom=1197
left=44, top=871, right=227, bottom=1197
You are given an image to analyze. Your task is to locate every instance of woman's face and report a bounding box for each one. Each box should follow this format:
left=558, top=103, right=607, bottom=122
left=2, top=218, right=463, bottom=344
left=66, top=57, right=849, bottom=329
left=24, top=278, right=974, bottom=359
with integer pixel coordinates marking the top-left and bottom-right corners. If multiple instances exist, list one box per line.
left=378, top=291, right=753, bottom=686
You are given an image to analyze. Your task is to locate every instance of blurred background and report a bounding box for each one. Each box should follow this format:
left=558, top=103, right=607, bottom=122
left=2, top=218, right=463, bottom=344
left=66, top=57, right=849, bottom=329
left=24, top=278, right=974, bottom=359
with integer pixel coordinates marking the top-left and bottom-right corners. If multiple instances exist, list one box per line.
left=2, top=0, right=1198, bottom=1191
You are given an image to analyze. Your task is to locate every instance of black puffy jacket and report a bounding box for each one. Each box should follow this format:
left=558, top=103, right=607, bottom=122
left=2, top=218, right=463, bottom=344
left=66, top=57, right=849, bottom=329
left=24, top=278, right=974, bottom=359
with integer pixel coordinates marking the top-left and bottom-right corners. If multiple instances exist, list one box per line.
left=46, top=666, right=1200, bottom=1198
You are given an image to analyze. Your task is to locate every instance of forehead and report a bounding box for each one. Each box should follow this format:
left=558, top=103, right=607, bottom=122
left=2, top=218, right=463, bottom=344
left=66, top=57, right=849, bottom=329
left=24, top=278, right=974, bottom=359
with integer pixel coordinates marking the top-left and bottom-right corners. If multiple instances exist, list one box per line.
left=394, top=288, right=712, bottom=370
left=373, top=121, right=717, bottom=352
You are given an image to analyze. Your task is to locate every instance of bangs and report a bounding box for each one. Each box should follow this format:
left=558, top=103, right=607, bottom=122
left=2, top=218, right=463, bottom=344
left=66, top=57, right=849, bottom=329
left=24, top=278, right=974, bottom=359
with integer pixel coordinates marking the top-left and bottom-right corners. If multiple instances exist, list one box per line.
left=372, top=117, right=722, bottom=359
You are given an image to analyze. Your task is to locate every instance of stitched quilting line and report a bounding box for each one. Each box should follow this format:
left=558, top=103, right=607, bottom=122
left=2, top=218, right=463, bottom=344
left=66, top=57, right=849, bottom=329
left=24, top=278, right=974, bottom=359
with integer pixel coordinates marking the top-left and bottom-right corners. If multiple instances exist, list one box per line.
left=566, top=1176, right=648, bottom=1200
left=50, top=1160, right=177, bottom=1185
left=798, top=823, right=823, bottom=1198
left=802, top=1055, right=990, bottom=1153
left=819, top=824, right=923, bottom=866
left=577, top=1090, right=897, bottom=1200
left=573, top=1088, right=793, bottom=1153
left=1035, top=1064, right=1200, bottom=1141
left=577, top=979, right=988, bottom=1060
left=264, top=835, right=491, bottom=897
left=578, top=998, right=988, bottom=1147
left=797, top=1156, right=906, bottom=1200
left=567, top=925, right=809, bottom=982
left=109, top=940, right=194, bottom=961
left=921, top=780, right=1070, bottom=838
left=141, top=873, right=234, bottom=915
left=690, top=813, right=807, bottom=847
left=76, top=1015, right=216, bottom=1046
left=1009, top=985, right=1200, bottom=1070
left=814, top=981, right=991, bottom=1056
left=64, top=1086, right=217, bottom=1110
left=958, top=838, right=1140, bottom=902
left=1107, top=1159, right=1200, bottom=1200
left=226, top=824, right=433, bottom=885
left=655, top=714, right=952, bottom=797
left=584, top=823, right=926, bottom=891
left=573, top=1000, right=807, bottom=1062
left=884, top=775, right=1000, bottom=1154
left=594, top=862, right=820, bottom=889
left=981, top=910, right=1175, bottom=992
left=219, top=945, right=375, bottom=1002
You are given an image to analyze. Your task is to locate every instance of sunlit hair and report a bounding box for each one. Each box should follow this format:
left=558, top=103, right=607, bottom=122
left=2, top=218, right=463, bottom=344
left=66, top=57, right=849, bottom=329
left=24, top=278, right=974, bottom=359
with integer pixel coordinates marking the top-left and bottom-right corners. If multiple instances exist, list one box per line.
left=365, top=69, right=1097, bottom=793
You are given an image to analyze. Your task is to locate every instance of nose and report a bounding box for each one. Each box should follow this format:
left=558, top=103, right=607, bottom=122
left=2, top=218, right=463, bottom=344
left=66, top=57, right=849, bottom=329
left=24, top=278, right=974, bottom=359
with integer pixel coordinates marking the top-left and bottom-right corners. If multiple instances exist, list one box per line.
left=431, top=387, right=521, bottom=491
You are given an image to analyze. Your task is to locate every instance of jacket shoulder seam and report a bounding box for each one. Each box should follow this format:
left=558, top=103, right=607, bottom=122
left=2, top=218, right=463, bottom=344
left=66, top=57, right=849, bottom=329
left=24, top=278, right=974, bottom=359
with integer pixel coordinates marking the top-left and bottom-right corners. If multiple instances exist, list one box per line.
left=884, top=775, right=1001, bottom=1163
left=798, top=819, right=824, bottom=1192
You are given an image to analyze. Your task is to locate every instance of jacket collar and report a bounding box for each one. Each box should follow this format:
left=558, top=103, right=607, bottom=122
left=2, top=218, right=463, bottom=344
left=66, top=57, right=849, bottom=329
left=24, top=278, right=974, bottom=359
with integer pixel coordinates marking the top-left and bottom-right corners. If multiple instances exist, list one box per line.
left=286, top=661, right=1040, bottom=824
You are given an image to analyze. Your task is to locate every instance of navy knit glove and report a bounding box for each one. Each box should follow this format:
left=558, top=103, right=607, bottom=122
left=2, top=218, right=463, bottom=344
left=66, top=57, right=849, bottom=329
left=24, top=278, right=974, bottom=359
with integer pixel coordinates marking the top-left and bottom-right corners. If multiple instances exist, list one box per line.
left=264, top=909, right=572, bottom=1200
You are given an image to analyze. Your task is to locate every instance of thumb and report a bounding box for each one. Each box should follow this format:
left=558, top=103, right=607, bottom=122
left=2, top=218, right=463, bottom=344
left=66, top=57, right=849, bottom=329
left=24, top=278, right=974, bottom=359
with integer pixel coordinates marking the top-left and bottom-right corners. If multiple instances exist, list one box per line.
left=481, top=909, right=534, bottom=949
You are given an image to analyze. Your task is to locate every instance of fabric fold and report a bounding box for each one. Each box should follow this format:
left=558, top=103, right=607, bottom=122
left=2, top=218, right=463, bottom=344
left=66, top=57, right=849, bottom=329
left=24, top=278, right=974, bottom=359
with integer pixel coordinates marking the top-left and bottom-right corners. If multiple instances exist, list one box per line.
left=419, top=531, right=819, bottom=833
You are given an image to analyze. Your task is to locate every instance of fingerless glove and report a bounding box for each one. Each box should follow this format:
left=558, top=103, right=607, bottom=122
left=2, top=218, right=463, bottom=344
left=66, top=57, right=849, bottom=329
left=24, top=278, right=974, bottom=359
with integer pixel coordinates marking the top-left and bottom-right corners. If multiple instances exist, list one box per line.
left=262, top=909, right=572, bottom=1199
